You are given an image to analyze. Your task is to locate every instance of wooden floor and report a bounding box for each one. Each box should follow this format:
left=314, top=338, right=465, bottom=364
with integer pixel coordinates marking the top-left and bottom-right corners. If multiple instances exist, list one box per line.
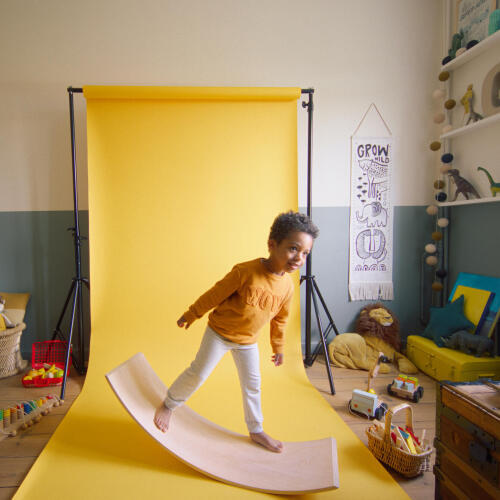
left=306, top=357, right=436, bottom=500
left=0, top=368, right=85, bottom=500
left=0, top=359, right=436, bottom=500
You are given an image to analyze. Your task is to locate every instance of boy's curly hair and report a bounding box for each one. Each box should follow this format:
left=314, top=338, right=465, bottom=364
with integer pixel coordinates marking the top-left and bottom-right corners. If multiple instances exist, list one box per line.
left=269, top=211, right=319, bottom=243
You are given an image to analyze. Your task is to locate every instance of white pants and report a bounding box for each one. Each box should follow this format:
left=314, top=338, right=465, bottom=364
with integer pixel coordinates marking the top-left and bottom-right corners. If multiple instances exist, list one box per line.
left=164, top=325, right=263, bottom=433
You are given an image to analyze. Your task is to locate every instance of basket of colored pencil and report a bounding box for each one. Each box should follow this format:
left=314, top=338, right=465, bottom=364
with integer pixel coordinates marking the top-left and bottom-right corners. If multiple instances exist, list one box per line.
left=366, top=403, right=433, bottom=477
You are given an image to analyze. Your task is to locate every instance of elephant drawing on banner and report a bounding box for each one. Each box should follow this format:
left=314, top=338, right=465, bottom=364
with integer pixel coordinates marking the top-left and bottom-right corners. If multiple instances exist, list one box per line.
left=356, top=229, right=387, bottom=264
left=356, top=201, right=387, bottom=228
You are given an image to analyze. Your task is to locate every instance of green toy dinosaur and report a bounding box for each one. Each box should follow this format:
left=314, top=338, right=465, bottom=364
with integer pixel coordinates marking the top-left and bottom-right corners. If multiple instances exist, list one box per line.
left=477, top=167, right=500, bottom=197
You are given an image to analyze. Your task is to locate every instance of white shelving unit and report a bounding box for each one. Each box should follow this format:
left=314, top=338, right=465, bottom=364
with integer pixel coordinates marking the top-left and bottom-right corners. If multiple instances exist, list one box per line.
left=440, top=112, right=500, bottom=140
left=441, top=29, right=500, bottom=72
left=437, top=17, right=500, bottom=208
left=439, top=195, right=500, bottom=207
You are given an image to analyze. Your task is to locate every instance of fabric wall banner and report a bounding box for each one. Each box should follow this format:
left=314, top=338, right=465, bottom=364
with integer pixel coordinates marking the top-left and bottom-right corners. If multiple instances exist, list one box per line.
left=349, top=136, right=394, bottom=301
left=15, top=86, right=406, bottom=499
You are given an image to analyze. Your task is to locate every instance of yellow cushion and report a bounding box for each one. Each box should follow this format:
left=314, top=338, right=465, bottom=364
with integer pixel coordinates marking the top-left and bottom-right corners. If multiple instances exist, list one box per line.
left=0, top=292, right=30, bottom=324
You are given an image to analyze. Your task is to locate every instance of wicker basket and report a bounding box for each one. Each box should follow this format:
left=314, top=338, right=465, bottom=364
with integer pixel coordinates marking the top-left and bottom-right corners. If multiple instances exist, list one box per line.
left=366, top=403, right=433, bottom=477
left=0, top=323, right=28, bottom=379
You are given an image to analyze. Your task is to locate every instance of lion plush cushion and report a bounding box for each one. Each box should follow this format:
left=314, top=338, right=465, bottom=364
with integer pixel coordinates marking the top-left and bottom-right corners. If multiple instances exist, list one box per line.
left=328, top=333, right=392, bottom=373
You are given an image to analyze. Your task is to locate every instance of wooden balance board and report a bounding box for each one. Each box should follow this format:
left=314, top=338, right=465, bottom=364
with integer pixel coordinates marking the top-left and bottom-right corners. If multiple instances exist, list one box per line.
left=105, top=352, right=339, bottom=495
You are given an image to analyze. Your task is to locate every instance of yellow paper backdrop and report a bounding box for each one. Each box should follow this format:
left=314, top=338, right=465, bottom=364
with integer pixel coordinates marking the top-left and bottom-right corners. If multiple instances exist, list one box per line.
left=15, top=87, right=407, bottom=499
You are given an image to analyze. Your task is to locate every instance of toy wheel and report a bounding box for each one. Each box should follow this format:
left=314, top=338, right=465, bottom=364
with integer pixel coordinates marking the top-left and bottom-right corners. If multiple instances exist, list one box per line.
left=418, top=386, right=424, bottom=398
left=412, top=391, right=420, bottom=403
left=375, top=403, right=388, bottom=420
left=387, top=383, right=394, bottom=396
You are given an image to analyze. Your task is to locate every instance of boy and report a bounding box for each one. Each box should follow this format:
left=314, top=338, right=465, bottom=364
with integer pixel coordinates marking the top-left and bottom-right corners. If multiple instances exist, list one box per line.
left=154, top=211, right=318, bottom=452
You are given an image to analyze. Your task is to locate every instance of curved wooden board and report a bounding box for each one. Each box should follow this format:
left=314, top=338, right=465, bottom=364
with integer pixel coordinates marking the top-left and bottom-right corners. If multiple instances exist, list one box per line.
left=105, top=353, right=339, bottom=495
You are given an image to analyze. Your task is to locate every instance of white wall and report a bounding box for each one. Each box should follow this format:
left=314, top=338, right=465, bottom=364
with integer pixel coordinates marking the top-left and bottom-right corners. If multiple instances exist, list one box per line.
left=0, top=0, right=442, bottom=212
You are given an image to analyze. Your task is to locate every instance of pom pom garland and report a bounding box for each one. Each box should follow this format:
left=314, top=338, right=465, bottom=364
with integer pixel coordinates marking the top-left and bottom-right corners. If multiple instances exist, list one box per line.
left=432, top=89, right=445, bottom=100
left=432, top=282, right=444, bottom=292
left=440, top=164, right=451, bottom=174
left=441, top=124, right=453, bottom=134
left=430, top=141, right=441, bottom=151
left=455, top=47, right=466, bottom=57
left=437, top=217, right=449, bottom=228
left=431, top=231, right=443, bottom=241
left=436, top=269, right=447, bottom=279
left=434, top=112, right=445, bottom=124
left=426, top=255, right=438, bottom=266
left=434, top=180, right=445, bottom=189
left=435, top=192, right=447, bottom=202
left=439, top=71, right=450, bottom=81
left=444, top=99, right=456, bottom=110
left=441, top=153, right=454, bottom=163
left=425, top=243, right=437, bottom=254
left=426, top=205, right=439, bottom=215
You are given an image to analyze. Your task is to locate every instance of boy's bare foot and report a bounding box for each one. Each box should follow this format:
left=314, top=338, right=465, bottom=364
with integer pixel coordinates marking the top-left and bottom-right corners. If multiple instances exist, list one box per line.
left=154, top=405, right=172, bottom=432
left=250, top=432, right=283, bottom=453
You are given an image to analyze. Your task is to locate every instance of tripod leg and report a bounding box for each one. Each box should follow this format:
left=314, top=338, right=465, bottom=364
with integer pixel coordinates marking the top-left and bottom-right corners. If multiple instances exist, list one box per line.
left=308, top=277, right=340, bottom=364
left=312, top=278, right=341, bottom=337
left=52, top=279, right=77, bottom=341
left=77, top=279, right=86, bottom=374
left=60, top=283, right=79, bottom=401
left=311, top=287, right=335, bottom=395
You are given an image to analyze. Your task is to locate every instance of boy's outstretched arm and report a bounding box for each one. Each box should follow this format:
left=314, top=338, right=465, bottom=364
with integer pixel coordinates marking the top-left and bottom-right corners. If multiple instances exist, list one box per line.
left=180, top=265, right=241, bottom=328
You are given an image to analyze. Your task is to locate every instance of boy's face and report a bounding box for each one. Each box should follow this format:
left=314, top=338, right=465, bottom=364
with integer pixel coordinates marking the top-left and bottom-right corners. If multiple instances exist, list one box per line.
left=268, top=231, right=314, bottom=274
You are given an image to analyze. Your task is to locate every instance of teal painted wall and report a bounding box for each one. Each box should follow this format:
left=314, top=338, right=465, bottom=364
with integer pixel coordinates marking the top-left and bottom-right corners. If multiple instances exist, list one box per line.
left=6, top=203, right=498, bottom=359
left=448, top=202, right=500, bottom=285
left=0, top=211, right=90, bottom=358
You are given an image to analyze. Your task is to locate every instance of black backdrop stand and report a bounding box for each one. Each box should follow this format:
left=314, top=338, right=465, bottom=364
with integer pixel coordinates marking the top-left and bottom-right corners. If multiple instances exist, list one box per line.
left=300, top=89, right=339, bottom=395
left=52, top=87, right=89, bottom=400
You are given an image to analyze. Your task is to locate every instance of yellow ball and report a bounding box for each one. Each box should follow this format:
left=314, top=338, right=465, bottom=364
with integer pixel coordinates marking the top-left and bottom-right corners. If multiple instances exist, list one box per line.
left=430, top=141, right=441, bottom=151
left=444, top=99, right=456, bottom=110
left=439, top=71, right=450, bottom=82
left=434, top=180, right=445, bottom=189
left=432, top=282, right=444, bottom=292
left=432, top=231, right=443, bottom=241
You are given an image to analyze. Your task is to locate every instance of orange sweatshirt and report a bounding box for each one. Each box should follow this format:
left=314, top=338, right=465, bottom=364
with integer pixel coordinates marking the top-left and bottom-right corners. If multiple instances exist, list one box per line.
left=183, top=258, right=294, bottom=354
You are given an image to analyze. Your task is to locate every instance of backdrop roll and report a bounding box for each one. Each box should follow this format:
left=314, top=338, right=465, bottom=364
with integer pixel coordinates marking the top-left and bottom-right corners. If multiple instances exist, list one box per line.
left=15, top=87, right=407, bottom=499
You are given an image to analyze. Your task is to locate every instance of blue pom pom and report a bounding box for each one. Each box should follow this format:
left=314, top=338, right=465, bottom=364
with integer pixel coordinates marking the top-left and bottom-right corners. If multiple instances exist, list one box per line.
left=442, top=55, right=452, bottom=65
left=466, top=40, right=478, bottom=49
left=435, top=192, right=447, bottom=202
left=441, top=153, right=454, bottom=163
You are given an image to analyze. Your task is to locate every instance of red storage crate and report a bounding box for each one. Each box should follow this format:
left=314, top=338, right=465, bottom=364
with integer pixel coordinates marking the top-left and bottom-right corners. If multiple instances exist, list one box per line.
left=22, top=340, right=71, bottom=387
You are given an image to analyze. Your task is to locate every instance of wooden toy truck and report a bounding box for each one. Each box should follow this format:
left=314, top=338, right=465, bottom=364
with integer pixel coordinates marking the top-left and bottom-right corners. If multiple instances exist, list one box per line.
left=387, top=374, right=424, bottom=402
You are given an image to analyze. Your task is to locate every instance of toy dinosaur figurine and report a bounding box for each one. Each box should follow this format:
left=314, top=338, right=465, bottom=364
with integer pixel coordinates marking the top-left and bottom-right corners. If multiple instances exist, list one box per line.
left=477, top=167, right=500, bottom=197
left=442, top=330, right=494, bottom=357
left=460, top=84, right=483, bottom=125
left=447, top=169, right=481, bottom=201
left=448, top=32, right=463, bottom=59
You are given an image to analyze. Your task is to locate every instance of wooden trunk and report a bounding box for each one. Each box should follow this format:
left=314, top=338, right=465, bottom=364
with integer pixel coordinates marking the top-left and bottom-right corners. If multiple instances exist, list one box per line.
left=434, top=380, right=500, bottom=500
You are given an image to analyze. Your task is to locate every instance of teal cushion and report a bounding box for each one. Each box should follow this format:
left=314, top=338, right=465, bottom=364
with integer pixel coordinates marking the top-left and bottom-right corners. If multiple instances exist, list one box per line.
left=422, top=295, right=475, bottom=347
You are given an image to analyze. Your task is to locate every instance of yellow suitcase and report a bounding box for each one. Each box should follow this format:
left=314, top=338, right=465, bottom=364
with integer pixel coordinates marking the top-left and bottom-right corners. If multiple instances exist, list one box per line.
left=406, top=335, right=500, bottom=382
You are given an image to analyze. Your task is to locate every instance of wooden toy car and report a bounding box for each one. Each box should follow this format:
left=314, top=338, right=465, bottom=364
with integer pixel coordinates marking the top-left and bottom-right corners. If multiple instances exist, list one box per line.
left=348, top=352, right=388, bottom=420
left=387, top=374, right=423, bottom=402
left=349, top=389, right=388, bottom=420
